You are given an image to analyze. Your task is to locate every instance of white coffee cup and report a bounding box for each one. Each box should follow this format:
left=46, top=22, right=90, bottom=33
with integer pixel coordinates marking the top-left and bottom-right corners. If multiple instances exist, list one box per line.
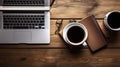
left=63, top=22, right=88, bottom=46
left=104, top=10, right=120, bottom=31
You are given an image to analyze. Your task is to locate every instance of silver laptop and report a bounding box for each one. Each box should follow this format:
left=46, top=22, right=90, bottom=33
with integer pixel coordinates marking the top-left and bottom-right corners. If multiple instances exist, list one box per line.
left=0, top=0, right=50, bottom=44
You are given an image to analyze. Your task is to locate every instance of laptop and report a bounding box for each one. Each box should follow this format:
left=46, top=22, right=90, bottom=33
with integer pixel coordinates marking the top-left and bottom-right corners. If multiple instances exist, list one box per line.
left=0, top=0, right=50, bottom=44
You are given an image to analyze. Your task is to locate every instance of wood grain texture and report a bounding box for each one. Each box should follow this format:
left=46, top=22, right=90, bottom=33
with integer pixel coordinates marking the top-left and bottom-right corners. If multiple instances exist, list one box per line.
left=0, top=0, right=120, bottom=67
left=51, top=0, right=120, bottom=18
left=0, top=49, right=120, bottom=67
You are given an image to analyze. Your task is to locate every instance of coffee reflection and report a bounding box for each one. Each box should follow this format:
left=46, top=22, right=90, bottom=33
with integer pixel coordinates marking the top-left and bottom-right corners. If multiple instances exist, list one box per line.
left=107, top=12, right=120, bottom=29
left=67, top=26, right=85, bottom=43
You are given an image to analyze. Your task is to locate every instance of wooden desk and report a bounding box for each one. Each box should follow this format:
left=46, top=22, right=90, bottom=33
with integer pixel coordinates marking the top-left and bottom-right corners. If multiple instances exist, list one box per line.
left=0, top=0, right=120, bottom=67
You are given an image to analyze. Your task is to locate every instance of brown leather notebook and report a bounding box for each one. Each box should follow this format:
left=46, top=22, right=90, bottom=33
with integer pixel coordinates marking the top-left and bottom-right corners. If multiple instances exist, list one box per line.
left=80, top=15, right=107, bottom=52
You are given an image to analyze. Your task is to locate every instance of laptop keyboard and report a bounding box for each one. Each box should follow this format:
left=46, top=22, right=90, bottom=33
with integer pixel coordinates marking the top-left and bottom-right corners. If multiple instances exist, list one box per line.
left=3, top=14, right=45, bottom=29
left=3, top=0, right=45, bottom=6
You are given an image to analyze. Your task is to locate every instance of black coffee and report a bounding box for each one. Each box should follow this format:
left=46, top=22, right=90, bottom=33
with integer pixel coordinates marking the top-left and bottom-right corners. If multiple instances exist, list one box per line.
left=108, top=12, right=120, bottom=29
left=67, top=26, right=85, bottom=43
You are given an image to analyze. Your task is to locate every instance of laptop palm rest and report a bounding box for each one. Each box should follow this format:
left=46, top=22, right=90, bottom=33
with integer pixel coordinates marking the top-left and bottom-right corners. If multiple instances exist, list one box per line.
left=14, top=31, right=32, bottom=43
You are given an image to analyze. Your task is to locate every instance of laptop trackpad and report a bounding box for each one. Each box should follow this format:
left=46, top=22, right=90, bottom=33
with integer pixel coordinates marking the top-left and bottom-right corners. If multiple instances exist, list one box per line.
left=14, top=31, right=32, bottom=43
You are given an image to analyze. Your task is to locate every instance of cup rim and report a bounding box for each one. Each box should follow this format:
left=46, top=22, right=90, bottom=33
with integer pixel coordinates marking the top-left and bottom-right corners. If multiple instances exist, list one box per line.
left=104, top=10, right=120, bottom=31
left=63, top=22, right=88, bottom=46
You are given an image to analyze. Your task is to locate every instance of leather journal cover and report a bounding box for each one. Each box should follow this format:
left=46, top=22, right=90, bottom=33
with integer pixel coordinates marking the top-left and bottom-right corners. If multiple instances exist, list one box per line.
left=80, top=15, right=107, bottom=52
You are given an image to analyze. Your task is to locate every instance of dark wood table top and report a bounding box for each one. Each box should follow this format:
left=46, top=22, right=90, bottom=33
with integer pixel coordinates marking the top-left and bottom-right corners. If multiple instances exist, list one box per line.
left=0, top=0, right=120, bottom=67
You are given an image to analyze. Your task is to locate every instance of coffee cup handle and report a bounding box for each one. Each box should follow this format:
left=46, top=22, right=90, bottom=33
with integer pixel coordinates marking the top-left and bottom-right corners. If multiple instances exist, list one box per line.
left=83, top=42, right=87, bottom=47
